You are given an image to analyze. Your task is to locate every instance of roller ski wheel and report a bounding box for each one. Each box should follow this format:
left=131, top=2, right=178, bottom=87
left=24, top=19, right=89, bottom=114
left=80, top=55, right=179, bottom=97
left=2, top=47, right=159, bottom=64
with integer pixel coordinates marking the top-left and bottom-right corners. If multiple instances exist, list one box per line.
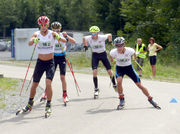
left=16, top=107, right=32, bottom=115
left=155, top=105, right=161, bottom=109
left=94, top=88, right=99, bottom=99
left=63, top=92, right=69, bottom=106
left=63, top=97, right=69, bottom=106
left=148, top=97, right=161, bottom=110
left=40, top=97, right=46, bottom=102
left=117, top=104, right=124, bottom=110
left=45, top=111, right=51, bottom=118
left=94, top=95, right=99, bottom=99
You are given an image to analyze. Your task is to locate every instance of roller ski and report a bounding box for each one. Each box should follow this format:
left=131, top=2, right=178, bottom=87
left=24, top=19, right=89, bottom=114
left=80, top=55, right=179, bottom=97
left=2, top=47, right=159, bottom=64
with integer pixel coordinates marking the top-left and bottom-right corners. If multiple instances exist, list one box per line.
left=63, top=92, right=69, bottom=106
left=117, top=95, right=125, bottom=110
left=94, top=88, right=99, bottom=99
left=40, top=88, right=47, bottom=102
left=45, top=102, right=52, bottom=118
left=16, top=99, right=34, bottom=115
left=148, top=97, right=161, bottom=109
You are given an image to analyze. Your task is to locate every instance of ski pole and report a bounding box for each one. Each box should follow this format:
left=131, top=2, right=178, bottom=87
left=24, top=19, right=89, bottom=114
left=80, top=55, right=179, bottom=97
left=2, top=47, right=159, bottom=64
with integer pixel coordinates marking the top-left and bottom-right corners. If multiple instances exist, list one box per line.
left=26, top=75, right=33, bottom=91
left=20, top=43, right=37, bottom=95
left=134, top=60, right=152, bottom=80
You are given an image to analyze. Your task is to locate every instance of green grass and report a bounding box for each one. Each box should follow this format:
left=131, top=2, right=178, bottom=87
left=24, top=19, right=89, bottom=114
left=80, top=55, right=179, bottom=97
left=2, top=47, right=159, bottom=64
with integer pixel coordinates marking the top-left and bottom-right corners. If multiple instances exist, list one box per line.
left=0, top=51, right=180, bottom=83
left=0, top=77, right=19, bottom=109
left=0, top=103, right=6, bottom=109
left=0, top=78, right=19, bottom=91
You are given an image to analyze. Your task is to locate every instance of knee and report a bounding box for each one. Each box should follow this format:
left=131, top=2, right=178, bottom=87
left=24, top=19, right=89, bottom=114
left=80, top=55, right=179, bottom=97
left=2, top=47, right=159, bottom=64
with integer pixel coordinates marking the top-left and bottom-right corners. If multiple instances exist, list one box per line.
left=117, top=78, right=122, bottom=85
left=46, top=79, right=52, bottom=87
left=60, top=75, right=65, bottom=82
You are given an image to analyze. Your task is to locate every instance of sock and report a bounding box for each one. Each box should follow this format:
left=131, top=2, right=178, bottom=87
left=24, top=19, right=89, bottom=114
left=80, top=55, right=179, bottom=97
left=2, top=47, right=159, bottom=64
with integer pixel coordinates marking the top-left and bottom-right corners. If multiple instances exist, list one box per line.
left=93, top=77, right=98, bottom=88
left=47, top=100, right=51, bottom=104
left=110, top=76, right=116, bottom=85
left=119, top=94, right=124, bottom=98
left=29, top=98, right=34, bottom=101
left=148, top=96, right=152, bottom=100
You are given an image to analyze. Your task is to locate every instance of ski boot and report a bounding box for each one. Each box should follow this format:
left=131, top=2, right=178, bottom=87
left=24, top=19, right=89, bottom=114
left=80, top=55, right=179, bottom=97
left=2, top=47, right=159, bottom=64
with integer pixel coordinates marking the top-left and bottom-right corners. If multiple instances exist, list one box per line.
left=45, top=102, right=52, bottom=118
left=16, top=99, right=34, bottom=115
left=117, top=95, right=125, bottom=110
left=148, top=97, right=161, bottom=109
left=63, top=92, right=69, bottom=106
left=113, top=85, right=118, bottom=93
left=94, top=88, right=99, bottom=99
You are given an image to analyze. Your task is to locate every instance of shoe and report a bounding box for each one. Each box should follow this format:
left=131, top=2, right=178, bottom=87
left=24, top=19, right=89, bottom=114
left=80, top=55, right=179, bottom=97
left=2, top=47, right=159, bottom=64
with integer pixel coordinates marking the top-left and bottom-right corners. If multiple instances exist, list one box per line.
left=119, top=95, right=125, bottom=106
left=148, top=97, right=158, bottom=107
left=139, top=74, right=142, bottom=77
left=45, top=102, right=52, bottom=114
left=113, top=85, right=118, bottom=93
left=119, top=98, right=125, bottom=107
left=63, top=92, right=69, bottom=102
left=23, top=99, right=34, bottom=112
left=94, top=88, right=99, bottom=96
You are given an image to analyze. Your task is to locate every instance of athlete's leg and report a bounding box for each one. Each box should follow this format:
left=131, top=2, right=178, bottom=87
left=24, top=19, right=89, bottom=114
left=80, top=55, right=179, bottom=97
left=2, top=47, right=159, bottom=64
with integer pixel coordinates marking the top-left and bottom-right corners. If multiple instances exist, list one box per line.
left=46, top=59, right=55, bottom=101
left=135, top=82, right=150, bottom=97
left=92, top=53, right=99, bottom=88
left=30, top=82, right=39, bottom=98
left=46, top=79, right=53, bottom=101
left=117, top=76, right=123, bottom=94
left=60, top=75, right=67, bottom=91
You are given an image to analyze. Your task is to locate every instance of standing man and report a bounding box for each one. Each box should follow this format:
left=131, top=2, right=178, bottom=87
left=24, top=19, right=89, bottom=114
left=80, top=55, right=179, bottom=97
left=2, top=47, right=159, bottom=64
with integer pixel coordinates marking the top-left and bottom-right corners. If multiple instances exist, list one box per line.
left=50, top=22, right=75, bottom=104
left=83, top=26, right=117, bottom=99
left=110, top=37, right=160, bottom=109
left=22, top=16, right=67, bottom=117
left=134, top=38, right=147, bottom=77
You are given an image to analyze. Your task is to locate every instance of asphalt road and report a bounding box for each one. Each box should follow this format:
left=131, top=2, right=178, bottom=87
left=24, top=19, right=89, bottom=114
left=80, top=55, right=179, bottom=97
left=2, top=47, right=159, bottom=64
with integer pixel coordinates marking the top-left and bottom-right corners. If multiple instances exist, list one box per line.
left=0, top=64, right=180, bottom=134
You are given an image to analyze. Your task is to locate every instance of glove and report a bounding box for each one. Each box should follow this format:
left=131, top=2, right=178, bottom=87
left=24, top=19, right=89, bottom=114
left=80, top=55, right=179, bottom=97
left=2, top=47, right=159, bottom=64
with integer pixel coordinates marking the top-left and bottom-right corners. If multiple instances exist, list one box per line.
left=33, top=37, right=39, bottom=44
left=84, top=46, right=88, bottom=51
left=55, top=33, right=61, bottom=40
left=112, top=59, right=116, bottom=64
left=109, top=41, right=113, bottom=46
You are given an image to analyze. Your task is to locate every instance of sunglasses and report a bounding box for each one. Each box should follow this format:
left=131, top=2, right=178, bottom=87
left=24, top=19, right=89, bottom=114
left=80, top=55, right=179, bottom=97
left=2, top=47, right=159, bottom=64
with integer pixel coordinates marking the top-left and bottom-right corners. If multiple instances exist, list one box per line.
left=91, top=33, right=97, bottom=35
left=52, top=30, right=61, bottom=32
left=39, top=24, right=48, bottom=27
left=115, top=44, right=124, bottom=48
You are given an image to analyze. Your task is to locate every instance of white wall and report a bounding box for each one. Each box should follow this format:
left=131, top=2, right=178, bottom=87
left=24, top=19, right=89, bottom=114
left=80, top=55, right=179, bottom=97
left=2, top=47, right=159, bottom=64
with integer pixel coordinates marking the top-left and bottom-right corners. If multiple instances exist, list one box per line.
left=15, top=28, right=39, bottom=60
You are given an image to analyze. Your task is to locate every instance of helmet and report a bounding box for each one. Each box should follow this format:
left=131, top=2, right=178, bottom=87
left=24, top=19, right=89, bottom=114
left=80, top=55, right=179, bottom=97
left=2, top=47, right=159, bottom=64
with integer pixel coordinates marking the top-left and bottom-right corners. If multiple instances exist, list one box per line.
left=51, top=22, right=62, bottom=29
left=89, top=26, right=100, bottom=33
left=114, top=37, right=125, bottom=45
left=38, top=16, right=50, bottom=25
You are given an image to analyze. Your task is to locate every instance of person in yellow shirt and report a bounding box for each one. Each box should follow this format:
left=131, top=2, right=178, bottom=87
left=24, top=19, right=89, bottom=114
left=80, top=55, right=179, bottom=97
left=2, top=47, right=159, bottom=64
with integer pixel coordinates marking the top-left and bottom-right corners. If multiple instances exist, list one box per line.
left=134, top=38, right=147, bottom=77
left=148, top=37, right=163, bottom=77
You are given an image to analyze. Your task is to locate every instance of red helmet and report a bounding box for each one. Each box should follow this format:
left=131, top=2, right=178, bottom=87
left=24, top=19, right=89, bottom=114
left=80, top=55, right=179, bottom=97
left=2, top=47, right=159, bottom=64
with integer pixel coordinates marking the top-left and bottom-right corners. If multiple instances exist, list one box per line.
left=38, top=16, right=50, bottom=25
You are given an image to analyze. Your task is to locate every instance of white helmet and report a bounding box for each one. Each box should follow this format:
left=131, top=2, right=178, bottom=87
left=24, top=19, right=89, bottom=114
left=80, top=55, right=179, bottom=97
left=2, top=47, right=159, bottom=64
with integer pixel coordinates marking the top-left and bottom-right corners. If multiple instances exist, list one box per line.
left=114, top=37, right=125, bottom=45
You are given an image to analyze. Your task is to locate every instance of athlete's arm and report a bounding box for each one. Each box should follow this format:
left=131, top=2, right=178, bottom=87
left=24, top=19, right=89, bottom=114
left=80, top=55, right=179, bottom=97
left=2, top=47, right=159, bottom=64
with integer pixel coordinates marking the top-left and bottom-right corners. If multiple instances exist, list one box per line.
left=28, top=32, right=37, bottom=46
left=155, top=44, right=163, bottom=52
left=52, top=32, right=67, bottom=43
left=62, top=32, right=76, bottom=44
left=106, top=33, right=112, bottom=42
left=110, top=56, right=114, bottom=62
left=83, top=37, right=87, bottom=46
left=133, top=52, right=137, bottom=60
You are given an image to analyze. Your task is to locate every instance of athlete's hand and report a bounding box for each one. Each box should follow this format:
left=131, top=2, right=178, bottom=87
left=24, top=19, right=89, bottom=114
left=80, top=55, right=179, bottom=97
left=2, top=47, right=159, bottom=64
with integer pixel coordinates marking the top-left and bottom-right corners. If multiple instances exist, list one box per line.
left=55, top=33, right=61, bottom=40
left=112, top=59, right=116, bottom=64
left=109, top=41, right=113, bottom=46
left=84, top=46, right=88, bottom=51
left=33, top=37, right=39, bottom=44
left=62, top=32, right=67, bottom=37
